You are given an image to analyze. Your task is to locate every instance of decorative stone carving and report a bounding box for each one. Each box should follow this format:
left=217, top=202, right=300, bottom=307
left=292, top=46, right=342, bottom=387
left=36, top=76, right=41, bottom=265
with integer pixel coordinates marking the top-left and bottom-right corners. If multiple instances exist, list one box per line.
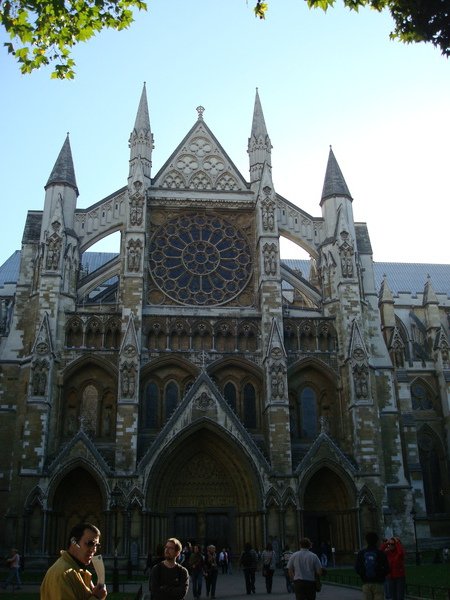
left=46, top=235, right=61, bottom=270
left=31, top=359, right=48, bottom=396
left=261, top=188, right=275, bottom=231
left=194, top=392, right=215, bottom=410
left=129, top=197, right=144, bottom=226
left=127, top=239, right=142, bottom=272
left=339, top=232, right=354, bottom=278
left=270, top=363, right=286, bottom=399
left=121, top=363, right=136, bottom=398
left=353, top=364, right=369, bottom=399
left=263, top=243, right=277, bottom=276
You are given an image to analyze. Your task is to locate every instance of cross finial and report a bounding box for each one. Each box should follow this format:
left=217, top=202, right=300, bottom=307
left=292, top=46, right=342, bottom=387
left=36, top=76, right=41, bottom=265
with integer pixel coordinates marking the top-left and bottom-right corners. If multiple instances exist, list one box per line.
left=199, top=350, right=208, bottom=370
left=196, top=106, right=205, bottom=120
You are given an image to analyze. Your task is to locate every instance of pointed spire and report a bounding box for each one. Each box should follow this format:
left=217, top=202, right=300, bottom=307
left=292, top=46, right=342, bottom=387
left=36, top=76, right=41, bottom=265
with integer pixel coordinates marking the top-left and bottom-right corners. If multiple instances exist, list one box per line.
left=379, top=275, right=394, bottom=304
left=251, top=88, right=269, bottom=140
left=321, top=147, right=352, bottom=204
left=248, top=88, right=272, bottom=183
left=423, top=275, right=439, bottom=305
left=45, top=134, right=78, bottom=196
left=134, top=82, right=151, bottom=133
left=129, top=83, right=153, bottom=181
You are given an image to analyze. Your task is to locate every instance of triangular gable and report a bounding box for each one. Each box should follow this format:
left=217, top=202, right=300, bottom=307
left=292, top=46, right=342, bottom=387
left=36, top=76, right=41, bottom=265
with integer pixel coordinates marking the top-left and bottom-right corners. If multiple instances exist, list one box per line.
left=294, top=431, right=357, bottom=476
left=153, top=118, right=248, bottom=192
left=265, top=318, right=287, bottom=360
left=347, top=319, right=368, bottom=363
left=32, top=312, right=54, bottom=356
left=120, top=313, right=140, bottom=355
left=138, top=370, right=271, bottom=473
left=45, top=429, right=112, bottom=476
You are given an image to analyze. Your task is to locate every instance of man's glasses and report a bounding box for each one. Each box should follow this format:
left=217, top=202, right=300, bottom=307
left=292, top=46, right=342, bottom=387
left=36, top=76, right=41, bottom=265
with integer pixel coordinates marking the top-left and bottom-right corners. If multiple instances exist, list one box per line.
left=85, top=540, right=101, bottom=549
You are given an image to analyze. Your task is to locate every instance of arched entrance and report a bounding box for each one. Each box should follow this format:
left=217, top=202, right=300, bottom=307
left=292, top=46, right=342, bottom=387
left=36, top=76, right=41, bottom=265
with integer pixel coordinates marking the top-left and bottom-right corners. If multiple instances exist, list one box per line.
left=301, top=466, right=357, bottom=562
left=48, top=467, right=105, bottom=555
left=146, top=426, right=263, bottom=555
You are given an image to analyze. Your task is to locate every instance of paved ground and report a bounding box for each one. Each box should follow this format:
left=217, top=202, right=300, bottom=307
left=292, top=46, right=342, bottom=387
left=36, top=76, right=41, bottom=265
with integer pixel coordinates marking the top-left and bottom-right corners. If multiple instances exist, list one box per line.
left=0, top=570, right=363, bottom=599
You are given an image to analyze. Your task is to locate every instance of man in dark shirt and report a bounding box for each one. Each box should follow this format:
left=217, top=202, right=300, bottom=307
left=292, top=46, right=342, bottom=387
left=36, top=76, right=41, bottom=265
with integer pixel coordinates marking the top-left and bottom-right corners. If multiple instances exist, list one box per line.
left=150, top=538, right=189, bottom=600
left=355, top=532, right=390, bottom=600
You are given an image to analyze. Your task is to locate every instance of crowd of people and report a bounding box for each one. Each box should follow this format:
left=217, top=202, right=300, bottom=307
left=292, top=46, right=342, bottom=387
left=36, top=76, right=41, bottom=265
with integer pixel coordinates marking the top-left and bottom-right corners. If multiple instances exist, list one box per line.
left=4, top=519, right=446, bottom=600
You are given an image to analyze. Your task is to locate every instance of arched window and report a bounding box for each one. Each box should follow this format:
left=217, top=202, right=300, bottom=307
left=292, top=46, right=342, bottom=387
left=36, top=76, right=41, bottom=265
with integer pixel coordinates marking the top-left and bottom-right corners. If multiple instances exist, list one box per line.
left=243, top=383, right=257, bottom=428
left=411, top=382, right=433, bottom=410
left=81, top=384, right=98, bottom=435
left=144, top=382, right=159, bottom=429
left=165, top=381, right=179, bottom=420
left=299, top=386, right=318, bottom=439
left=418, top=429, right=446, bottom=514
left=224, top=382, right=237, bottom=412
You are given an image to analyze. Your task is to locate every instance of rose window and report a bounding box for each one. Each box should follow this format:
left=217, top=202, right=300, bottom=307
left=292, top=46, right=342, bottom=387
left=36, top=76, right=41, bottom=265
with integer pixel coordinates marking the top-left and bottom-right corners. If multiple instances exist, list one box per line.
left=149, top=214, right=252, bottom=305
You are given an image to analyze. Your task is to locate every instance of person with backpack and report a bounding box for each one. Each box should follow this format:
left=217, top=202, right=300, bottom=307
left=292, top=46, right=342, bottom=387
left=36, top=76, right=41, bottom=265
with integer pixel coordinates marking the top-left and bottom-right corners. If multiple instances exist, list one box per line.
left=239, top=542, right=258, bottom=594
left=355, top=532, right=390, bottom=600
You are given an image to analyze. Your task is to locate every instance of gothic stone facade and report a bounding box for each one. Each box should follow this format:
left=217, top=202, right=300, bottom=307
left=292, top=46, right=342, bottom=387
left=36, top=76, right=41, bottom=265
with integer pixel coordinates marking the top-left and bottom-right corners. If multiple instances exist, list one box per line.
left=0, top=88, right=449, bottom=566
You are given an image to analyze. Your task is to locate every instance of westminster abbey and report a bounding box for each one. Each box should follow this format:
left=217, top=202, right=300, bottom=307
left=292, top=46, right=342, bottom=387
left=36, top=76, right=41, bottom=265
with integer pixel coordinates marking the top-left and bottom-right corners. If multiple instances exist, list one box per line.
left=0, top=86, right=449, bottom=567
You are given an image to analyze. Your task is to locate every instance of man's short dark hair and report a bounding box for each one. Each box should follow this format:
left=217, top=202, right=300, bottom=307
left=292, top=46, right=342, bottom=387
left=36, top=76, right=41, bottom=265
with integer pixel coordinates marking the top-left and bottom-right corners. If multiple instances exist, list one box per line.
left=67, top=523, right=100, bottom=548
left=299, top=537, right=312, bottom=549
left=365, top=531, right=379, bottom=547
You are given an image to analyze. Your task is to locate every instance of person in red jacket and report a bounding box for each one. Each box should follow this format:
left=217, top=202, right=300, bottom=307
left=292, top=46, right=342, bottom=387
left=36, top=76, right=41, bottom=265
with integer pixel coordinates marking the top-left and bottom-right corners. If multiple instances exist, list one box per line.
left=382, top=537, right=406, bottom=600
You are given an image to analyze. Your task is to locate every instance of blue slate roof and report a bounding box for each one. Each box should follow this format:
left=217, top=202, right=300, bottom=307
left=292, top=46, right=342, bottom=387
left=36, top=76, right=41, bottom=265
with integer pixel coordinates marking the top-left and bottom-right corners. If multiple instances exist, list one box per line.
left=1, top=251, right=449, bottom=297
left=283, top=259, right=450, bottom=296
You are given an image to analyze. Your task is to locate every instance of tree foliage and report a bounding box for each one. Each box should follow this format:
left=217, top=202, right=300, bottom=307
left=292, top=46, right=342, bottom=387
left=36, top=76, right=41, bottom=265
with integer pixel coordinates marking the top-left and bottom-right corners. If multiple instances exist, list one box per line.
left=254, top=0, right=450, bottom=57
left=1, top=0, right=146, bottom=79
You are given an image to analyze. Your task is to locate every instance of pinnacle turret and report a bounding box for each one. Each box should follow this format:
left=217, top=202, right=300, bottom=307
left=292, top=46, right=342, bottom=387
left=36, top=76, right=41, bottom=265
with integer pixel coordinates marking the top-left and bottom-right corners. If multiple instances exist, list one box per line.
left=128, top=83, right=153, bottom=182
left=248, top=89, right=272, bottom=183
left=321, top=147, right=352, bottom=205
left=45, top=134, right=78, bottom=196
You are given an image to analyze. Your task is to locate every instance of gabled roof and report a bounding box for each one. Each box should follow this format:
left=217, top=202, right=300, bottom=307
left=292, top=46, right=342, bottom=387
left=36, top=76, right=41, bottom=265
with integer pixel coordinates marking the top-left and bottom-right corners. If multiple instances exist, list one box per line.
left=152, top=114, right=249, bottom=191
left=283, top=259, right=450, bottom=296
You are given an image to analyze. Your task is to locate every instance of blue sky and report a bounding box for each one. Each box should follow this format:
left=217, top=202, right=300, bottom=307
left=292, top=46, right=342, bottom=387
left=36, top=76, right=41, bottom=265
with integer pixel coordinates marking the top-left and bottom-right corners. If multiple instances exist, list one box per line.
left=1, top=0, right=449, bottom=267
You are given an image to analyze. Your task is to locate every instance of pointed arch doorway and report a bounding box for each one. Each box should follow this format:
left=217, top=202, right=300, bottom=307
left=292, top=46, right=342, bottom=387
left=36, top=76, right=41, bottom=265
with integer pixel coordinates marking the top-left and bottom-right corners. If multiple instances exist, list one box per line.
left=146, top=427, right=263, bottom=554
left=301, top=467, right=357, bottom=563
left=48, top=467, right=105, bottom=555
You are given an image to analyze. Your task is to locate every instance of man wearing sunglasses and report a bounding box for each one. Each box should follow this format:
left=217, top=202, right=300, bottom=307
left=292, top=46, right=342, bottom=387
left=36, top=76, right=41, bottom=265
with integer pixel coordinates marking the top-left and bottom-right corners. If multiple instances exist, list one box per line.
left=41, top=522, right=107, bottom=599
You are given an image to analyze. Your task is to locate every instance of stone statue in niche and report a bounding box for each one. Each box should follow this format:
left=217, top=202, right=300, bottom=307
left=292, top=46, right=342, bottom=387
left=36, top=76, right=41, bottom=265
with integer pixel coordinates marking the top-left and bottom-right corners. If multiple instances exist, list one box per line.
left=130, top=197, right=144, bottom=226
left=127, top=240, right=142, bottom=272
left=270, top=364, right=285, bottom=399
left=46, top=237, right=61, bottom=270
left=263, top=243, right=277, bottom=276
left=353, top=364, right=369, bottom=399
left=261, top=195, right=275, bottom=231
left=121, top=365, right=136, bottom=397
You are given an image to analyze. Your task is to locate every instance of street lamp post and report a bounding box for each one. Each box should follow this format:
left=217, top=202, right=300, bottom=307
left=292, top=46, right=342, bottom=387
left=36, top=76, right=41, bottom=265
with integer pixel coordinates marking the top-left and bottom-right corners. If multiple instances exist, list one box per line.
left=111, top=488, right=121, bottom=593
left=410, top=508, right=420, bottom=565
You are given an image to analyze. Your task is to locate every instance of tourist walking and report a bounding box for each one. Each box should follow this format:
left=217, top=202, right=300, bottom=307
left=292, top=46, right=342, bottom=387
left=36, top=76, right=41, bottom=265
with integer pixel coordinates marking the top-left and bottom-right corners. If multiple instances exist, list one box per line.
left=287, top=538, right=323, bottom=600
left=204, top=544, right=219, bottom=598
left=40, top=523, right=106, bottom=600
left=355, top=532, right=390, bottom=600
left=281, top=546, right=294, bottom=593
left=2, top=548, right=22, bottom=591
left=382, top=537, right=406, bottom=600
left=150, top=537, right=189, bottom=600
left=261, top=542, right=276, bottom=593
left=189, top=544, right=204, bottom=599
left=239, top=542, right=258, bottom=595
